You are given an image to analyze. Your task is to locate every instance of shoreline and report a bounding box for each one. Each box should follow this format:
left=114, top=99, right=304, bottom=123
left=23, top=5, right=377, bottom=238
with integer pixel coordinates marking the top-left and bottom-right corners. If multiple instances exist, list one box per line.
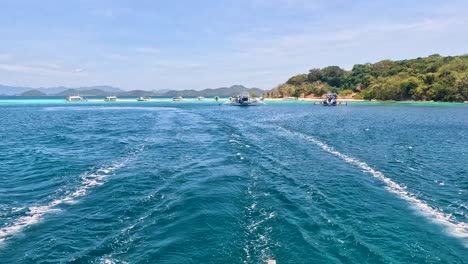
left=0, top=97, right=466, bottom=105
left=263, top=98, right=468, bottom=103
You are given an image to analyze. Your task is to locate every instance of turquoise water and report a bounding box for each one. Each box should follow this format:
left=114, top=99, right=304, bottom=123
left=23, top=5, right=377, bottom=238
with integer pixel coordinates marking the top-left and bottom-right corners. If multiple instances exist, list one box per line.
left=0, top=99, right=467, bottom=263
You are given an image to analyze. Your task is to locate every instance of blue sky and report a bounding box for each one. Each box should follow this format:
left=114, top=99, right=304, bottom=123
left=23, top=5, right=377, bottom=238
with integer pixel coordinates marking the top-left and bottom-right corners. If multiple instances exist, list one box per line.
left=0, top=0, right=467, bottom=90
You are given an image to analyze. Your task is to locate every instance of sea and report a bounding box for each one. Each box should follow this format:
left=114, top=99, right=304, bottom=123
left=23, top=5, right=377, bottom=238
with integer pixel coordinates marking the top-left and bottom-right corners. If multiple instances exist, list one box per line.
left=0, top=98, right=467, bottom=264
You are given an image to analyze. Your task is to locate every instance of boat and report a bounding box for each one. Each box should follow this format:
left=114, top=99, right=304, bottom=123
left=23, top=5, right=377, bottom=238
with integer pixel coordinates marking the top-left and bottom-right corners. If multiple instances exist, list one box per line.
left=320, top=92, right=347, bottom=106
left=197, top=96, right=205, bottom=101
left=66, top=95, right=85, bottom=101
left=225, top=92, right=264, bottom=106
left=104, top=95, right=118, bottom=102
left=322, top=92, right=337, bottom=106
left=173, top=96, right=184, bottom=101
left=137, top=96, right=151, bottom=101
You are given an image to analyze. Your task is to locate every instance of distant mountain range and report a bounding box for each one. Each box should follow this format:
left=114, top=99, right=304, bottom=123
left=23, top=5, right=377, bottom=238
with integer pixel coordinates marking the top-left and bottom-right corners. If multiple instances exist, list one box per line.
left=0, top=85, right=124, bottom=96
left=1, top=84, right=266, bottom=97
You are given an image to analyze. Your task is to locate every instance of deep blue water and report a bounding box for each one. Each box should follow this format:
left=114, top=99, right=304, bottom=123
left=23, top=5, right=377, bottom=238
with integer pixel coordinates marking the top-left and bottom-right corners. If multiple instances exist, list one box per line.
left=0, top=100, right=467, bottom=263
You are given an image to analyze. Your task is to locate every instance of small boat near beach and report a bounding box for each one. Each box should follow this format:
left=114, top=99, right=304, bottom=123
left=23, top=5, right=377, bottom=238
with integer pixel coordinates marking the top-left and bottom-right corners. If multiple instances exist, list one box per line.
left=225, top=92, right=264, bottom=106
left=197, top=96, right=205, bottom=101
left=173, top=96, right=184, bottom=101
left=66, top=95, right=86, bottom=101
left=104, top=95, right=118, bottom=102
left=320, top=92, right=346, bottom=106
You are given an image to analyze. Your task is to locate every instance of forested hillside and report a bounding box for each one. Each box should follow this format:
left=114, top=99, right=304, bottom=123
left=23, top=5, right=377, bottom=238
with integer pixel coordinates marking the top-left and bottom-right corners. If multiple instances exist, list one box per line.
left=267, top=54, right=468, bottom=101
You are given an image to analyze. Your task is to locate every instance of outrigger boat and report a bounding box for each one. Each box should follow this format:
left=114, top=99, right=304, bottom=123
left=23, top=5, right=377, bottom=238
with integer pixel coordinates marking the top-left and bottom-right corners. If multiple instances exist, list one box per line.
left=137, top=96, right=151, bottom=101
left=104, top=95, right=118, bottom=102
left=320, top=92, right=347, bottom=106
left=173, top=96, right=184, bottom=101
left=225, top=92, right=264, bottom=106
left=66, top=95, right=86, bottom=101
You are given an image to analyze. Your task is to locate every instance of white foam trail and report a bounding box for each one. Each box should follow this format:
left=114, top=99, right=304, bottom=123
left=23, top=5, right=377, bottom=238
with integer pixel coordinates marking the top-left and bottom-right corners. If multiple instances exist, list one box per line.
left=0, top=160, right=128, bottom=244
left=281, top=128, right=468, bottom=246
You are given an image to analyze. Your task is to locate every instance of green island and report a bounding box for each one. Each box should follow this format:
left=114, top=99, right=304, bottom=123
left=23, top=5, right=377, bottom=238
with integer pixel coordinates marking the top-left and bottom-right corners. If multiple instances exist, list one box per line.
left=267, top=54, right=468, bottom=102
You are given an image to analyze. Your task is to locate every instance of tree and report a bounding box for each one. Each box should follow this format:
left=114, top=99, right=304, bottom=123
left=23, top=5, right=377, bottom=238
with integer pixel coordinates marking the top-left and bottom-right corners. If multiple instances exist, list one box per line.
left=321, top=66, right=346, bottom=88
left=286, top=74, right=308, bottom=86
left=308, top=68, right=322, bottom=82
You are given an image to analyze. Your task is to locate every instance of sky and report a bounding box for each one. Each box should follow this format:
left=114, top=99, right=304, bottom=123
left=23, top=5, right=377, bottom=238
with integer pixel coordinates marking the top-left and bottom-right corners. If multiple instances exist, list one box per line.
left=0, top=0, right=467, bottom=91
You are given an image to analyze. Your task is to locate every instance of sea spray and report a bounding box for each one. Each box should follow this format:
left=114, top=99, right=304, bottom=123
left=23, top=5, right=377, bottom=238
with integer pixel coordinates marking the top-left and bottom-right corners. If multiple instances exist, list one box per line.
left=0, top=145, right=144, bottom=244
left=279, top=127, right=468, bottom=247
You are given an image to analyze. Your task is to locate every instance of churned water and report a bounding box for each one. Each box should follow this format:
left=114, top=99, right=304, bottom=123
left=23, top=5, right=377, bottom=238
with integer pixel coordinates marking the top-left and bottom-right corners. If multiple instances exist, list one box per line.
left=0, top=99, right=467, bottom=263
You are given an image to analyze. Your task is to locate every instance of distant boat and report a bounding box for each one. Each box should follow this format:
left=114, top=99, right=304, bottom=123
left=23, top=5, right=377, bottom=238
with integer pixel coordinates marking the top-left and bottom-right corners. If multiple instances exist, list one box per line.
left=137, top=96, right=151, bottom=101
left=104, top=95, right=118, bottom=102
left=66, top=95, right=85, bottom=101
left=225, top=92, right=264, bottom=106
left=197, top=96, right=205, bottom=101
left=173, top=96, right=184, bottom=101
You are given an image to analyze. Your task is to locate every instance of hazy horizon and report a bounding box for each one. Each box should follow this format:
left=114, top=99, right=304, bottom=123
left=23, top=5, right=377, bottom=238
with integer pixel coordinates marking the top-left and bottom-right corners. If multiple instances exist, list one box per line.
left=1, top=0, right=467, bottom=91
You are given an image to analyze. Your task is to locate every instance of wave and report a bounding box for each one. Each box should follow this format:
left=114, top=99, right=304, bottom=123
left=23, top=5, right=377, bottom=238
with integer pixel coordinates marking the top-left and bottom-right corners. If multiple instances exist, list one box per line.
left=279, top=127, right=468, bottom=247
left=0, top=147, right=143, bottom=245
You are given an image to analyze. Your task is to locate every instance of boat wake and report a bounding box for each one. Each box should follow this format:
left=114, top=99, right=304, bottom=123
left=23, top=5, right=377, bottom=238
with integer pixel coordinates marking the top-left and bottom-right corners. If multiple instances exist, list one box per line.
left=0, top=146, right=144, bottom=245
left=279, top=127, right=468, bottom=247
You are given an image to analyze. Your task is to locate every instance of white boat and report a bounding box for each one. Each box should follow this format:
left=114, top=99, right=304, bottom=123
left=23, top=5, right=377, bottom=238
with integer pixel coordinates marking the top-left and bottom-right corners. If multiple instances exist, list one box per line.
left=104, top=95, right=118, bottom=102
left=173, top=96, right=184, bottom=101
left=225, top=92, right=264, bottom=106
left=66, top=95, right=85, bottom=101
left=137, top=96, right=151, bottom=101
left=197, top=96, right=205, bottom=101
left=319, top=92, right=347, bottom=106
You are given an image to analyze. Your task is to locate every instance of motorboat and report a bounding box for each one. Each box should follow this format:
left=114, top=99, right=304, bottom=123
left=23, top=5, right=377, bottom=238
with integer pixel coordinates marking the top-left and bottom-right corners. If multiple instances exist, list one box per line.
left=137, top=96, right=151, bottom=101
left=320, top=92, right=347, bottom=106
left=104, top=95, right=118, bottom=102
left=322, top=92, right=337, bottom=106
left=66, top=95, right=86, bottom=101
left=173, top=96, right=184, bottom=101
left=225, top=92, right=264, bottom=106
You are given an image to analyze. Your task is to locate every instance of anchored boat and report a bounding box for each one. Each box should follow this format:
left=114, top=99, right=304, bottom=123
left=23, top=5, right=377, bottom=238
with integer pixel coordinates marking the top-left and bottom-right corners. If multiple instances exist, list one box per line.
left=225, top=92, right=264, bottom=106
left=66, top=95, right=86, bottom=101
left=322, top=92, right=337, bottom=106
left=137, top=96, right=151, bottom=101
left=104, top=95, right=118, bottom=102
left=173, top=96, right=184, bottom=101
left=320, top=92, right=347, bottom=106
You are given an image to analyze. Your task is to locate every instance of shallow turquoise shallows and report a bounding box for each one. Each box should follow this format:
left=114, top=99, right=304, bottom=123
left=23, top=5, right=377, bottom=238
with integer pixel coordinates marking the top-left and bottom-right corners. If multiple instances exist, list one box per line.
left=0, top=99, right=467, bottom=264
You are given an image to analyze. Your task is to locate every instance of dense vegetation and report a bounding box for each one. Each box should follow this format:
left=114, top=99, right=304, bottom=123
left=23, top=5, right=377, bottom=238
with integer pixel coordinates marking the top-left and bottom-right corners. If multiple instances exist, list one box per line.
left=267, top=54, right=468, bottom=102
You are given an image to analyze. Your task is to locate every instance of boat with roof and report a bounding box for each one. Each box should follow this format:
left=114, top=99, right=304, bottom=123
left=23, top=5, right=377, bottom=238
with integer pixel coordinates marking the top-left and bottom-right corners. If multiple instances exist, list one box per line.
left=225, top=92, right=264, bottom=106
left=320, top=92, right=346, bottom=106
left=137, top=96, right=151, bottom=101
left=66, top=95, right=86, bottom=101
left=104, top=95, right=118, bottom=102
